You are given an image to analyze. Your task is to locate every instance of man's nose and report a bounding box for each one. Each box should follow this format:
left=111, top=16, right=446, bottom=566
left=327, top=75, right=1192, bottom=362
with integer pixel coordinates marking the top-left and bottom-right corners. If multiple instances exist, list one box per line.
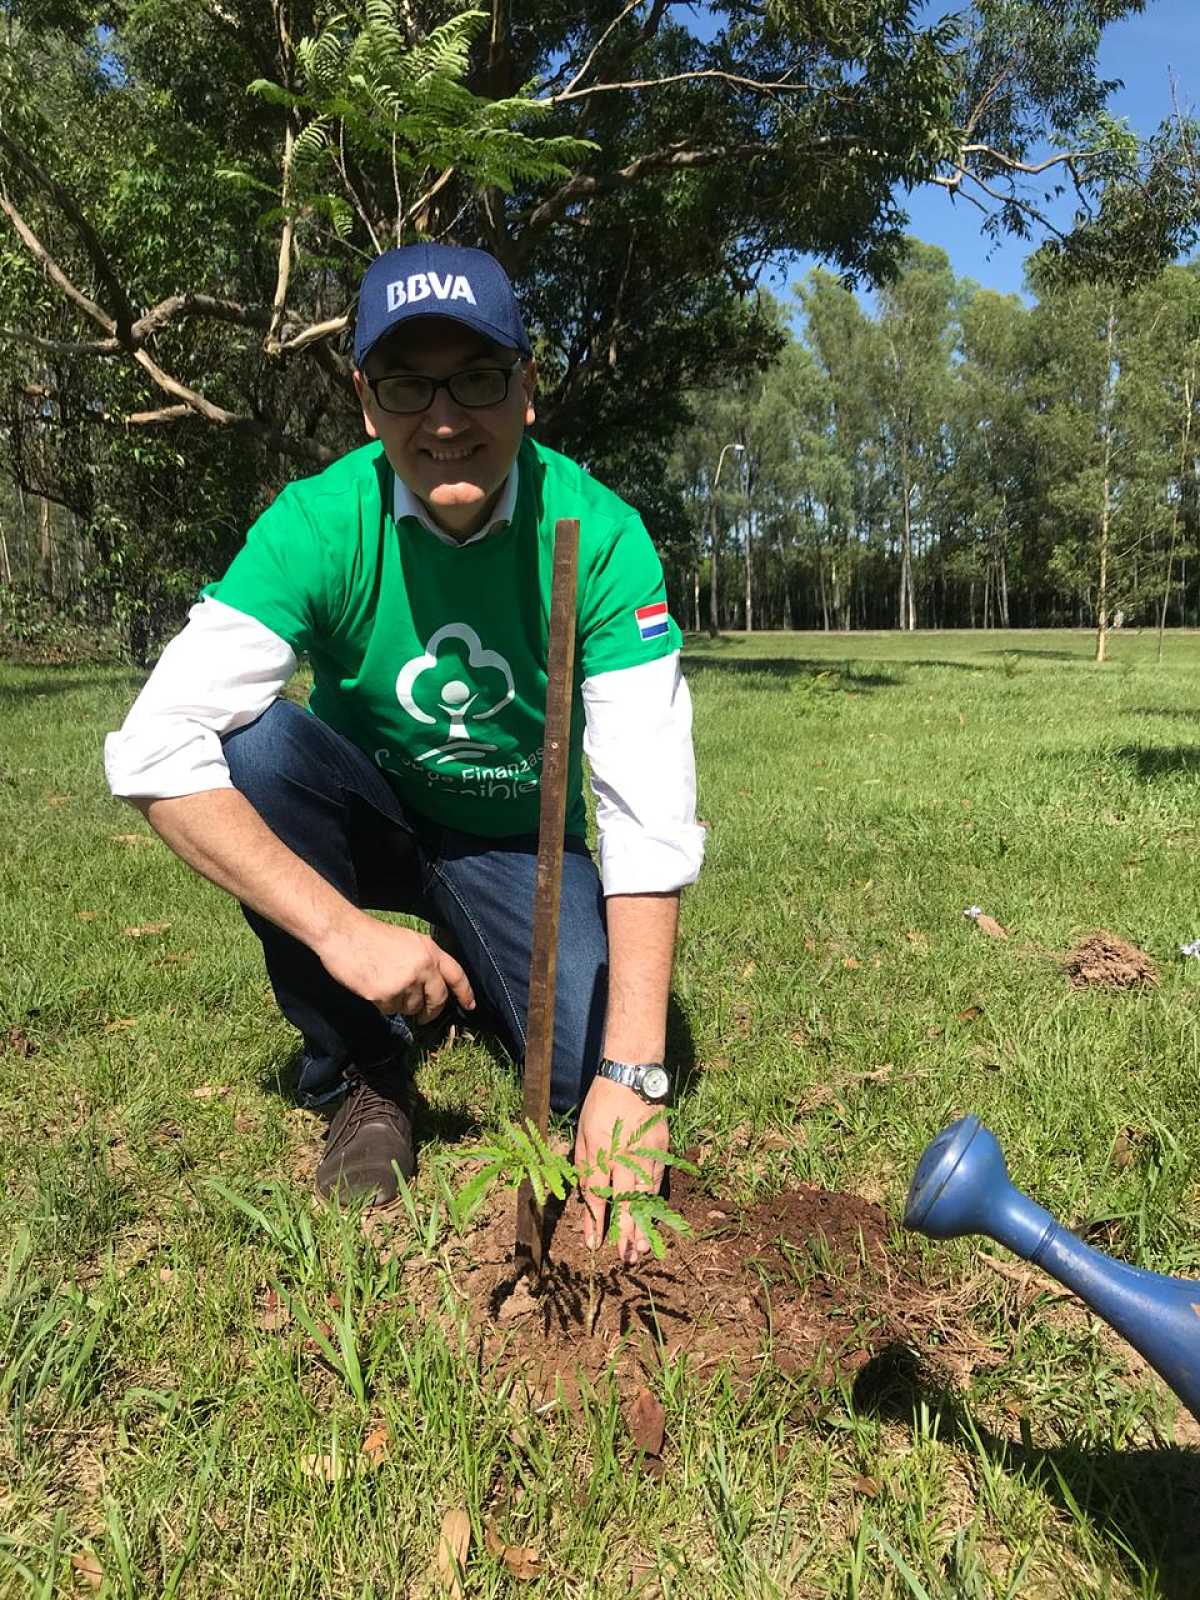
left=421, top=384, right=468, bottom=432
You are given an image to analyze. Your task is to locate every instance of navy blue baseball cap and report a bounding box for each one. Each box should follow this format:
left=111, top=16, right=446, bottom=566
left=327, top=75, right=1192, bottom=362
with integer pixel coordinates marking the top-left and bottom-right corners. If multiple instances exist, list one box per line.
left=354, top=243, right=532, bottom=368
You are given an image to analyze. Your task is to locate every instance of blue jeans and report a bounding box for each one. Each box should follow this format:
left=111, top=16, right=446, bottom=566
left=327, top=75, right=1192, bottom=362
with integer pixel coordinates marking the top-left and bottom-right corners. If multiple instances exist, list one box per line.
left=222, top=699, right=608, bottom=1111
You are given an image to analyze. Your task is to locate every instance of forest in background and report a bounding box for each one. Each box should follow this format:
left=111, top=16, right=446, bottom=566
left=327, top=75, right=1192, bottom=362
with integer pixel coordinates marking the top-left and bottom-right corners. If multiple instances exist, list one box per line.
left=2, top=0, right=1200, bottom=659
left=667, top=247, right=1200, bottom=653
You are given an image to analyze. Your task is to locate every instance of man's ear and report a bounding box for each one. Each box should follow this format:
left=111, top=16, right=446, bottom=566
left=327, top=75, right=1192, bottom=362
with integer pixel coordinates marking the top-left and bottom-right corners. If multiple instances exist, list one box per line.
left=353, top=369, right=379, bottom=440
left=522, top=358, right=537, bottom=427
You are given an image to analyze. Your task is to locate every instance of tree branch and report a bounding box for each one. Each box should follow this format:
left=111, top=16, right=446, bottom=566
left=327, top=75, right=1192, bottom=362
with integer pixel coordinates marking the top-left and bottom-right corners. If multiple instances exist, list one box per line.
left=960, top=143, right=1085, bottom=178
left=546, top=67, right=815, bottom=105
left=514, top=141, right=778, bottom=250
left=274, top=313, right=351, bottom=354
left=0, top=190, right=116, bottom=334
left=0, top=326, right=121, bottom=356
left=0, top=126, right=137, bottom=342
left=560, top=0, right=648, bottom=99
left=131, top=294, right=273, bottom=343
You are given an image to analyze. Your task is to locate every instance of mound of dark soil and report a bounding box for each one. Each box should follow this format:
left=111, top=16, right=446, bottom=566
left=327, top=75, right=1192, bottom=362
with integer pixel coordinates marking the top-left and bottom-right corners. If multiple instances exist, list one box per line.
left=402, top=1173, right=964, bottom=1412
left=1063, top=931, right=1158, bottom=991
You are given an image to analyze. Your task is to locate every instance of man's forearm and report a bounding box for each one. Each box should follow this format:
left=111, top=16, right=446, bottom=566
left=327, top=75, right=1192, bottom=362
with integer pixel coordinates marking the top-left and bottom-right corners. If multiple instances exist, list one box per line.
left=135, top=789, right=364, bottom=951
left=602, top=892, right=679, bottom=1062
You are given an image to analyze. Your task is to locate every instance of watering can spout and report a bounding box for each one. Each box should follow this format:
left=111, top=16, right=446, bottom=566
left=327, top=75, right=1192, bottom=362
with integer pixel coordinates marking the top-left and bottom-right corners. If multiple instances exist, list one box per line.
left=905, top=1116, right=1200, bottom=1424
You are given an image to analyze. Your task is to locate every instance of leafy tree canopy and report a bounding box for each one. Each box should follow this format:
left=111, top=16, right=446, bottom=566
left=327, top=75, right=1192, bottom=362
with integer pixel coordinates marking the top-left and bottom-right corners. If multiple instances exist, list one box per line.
left=0, top=0, right=1194, bottom=642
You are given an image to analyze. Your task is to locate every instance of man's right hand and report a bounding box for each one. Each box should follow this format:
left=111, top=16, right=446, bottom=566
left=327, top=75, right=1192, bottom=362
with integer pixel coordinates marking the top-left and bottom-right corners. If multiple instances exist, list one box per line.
left=138, top=791, right=475, bottom=1024
left=316, top=918, right=475, bottom=1024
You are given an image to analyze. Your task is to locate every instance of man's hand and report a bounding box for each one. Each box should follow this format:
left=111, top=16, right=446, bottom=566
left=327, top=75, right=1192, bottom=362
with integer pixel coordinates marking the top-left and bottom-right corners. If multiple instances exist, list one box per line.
left=575, top=1076, right=669, bottom=1266
left=316, top=918, right=475, bottom=1024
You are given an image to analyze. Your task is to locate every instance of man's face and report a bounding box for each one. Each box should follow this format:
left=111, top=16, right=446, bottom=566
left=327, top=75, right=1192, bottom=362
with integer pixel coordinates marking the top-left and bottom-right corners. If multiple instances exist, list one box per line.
left=354, top=318, right=536, bottom=539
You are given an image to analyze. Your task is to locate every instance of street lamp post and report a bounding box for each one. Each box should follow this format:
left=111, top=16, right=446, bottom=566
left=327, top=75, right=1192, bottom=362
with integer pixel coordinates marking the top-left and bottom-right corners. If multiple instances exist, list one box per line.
left=707, top=442, right=744, bottom=638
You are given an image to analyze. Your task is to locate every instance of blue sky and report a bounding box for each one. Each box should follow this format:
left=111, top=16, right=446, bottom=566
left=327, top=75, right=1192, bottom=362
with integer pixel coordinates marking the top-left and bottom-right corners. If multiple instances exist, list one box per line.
left=779, top=0, right=1200, bottom=309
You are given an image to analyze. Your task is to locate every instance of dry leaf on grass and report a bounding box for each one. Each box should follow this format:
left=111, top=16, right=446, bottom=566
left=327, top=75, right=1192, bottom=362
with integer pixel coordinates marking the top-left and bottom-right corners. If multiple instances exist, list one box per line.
left=973, top=915, right=1007, bottom=940
left=842, top=956, right=862, bottom=970
left=104, top=1018, right=137, bottom=1033
left=484, top=1522, right=541, bottom=1580
left=111, top=832, right=155, bottom=846
left=77, top=911, right=98, bottom=923
left=299, top=1452, right=347, bottom=1482
left=71, top=1551, right=104, bottom=1590
left=362, top=1424, right=391, bottom=1466
left=956, top=1005, right=984, bottom=1022
left=437, top=1508, right=471, bottom=1596
left=46, top=793, right=70, bottom=807
left=852, top=1474, right=880, bottom=1497
left=190, top=1084, right=229, bottom=1100
left=124, top=921, right=171, bottom=938
left=627, top=1386, right=665, bottom=1457
left=255, top=1289, right=291, bottom=1331
left=2, top=1027, right=36, bottom=1058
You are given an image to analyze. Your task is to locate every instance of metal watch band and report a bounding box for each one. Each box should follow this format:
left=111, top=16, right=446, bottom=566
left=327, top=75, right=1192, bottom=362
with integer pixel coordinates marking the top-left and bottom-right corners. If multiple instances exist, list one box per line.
left=597, top=1058, right=671, bottom=1102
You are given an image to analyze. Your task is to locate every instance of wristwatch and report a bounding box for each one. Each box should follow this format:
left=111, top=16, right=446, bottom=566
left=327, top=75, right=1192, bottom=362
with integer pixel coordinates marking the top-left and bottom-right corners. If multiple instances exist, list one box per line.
left=597, top=1058, right=672, bottom=1104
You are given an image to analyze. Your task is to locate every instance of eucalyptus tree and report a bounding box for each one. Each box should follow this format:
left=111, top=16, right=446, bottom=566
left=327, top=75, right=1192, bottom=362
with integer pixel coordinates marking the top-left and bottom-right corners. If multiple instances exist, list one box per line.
left=945, top=288, right=1035, bottom=626
left=794, top=270, right=888, bottom=629
left=1026, top=270, right=1135, bottom=659
left=872, top=241, right=958, bottom=629
left=1116, top=265, right=1200, bottom=655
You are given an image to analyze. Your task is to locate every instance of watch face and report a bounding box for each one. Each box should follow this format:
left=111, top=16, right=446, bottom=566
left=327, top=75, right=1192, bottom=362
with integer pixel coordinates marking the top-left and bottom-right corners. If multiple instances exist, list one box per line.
left=641, top=1066, right=670, bottom=1102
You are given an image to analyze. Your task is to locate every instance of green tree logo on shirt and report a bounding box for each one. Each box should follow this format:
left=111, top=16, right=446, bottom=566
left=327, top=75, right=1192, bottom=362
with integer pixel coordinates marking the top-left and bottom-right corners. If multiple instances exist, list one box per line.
left=394, top=623, right=515, bottom=764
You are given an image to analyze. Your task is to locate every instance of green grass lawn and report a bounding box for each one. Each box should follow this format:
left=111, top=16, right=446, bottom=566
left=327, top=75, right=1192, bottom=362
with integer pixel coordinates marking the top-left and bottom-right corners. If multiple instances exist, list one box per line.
left=3, top=628, right=1200, bottom=1597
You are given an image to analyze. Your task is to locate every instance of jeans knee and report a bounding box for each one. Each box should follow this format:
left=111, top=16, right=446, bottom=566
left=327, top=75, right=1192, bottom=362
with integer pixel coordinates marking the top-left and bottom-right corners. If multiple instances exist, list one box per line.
left=223, top=700, right=318, bottom=811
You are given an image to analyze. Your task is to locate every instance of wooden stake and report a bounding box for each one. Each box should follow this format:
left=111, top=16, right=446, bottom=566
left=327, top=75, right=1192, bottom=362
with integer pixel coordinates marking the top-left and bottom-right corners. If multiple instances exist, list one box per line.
left=515, top=517, right=580, bottom=1273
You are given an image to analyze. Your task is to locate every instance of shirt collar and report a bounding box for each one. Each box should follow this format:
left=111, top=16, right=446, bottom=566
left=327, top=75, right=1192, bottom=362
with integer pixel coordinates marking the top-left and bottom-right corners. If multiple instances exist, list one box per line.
left=392, top=461, right=519, bottom=548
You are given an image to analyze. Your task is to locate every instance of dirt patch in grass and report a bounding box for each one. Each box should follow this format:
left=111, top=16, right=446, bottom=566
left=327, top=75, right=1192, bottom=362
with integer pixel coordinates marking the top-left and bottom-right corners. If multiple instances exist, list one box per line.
left=403, top=1172, right=976, bottom=1410
left=1062, top=930, right=1159, bottom=991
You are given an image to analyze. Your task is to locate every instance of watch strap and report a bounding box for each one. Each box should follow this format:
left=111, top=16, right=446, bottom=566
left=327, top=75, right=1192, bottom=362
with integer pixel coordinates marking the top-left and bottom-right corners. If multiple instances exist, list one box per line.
left=597, top=1058, right=671, bottom=1101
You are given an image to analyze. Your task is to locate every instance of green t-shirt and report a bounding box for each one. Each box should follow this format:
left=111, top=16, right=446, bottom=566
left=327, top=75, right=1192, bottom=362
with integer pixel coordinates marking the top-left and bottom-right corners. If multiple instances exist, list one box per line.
left=208, top=436, right=681, bottom=837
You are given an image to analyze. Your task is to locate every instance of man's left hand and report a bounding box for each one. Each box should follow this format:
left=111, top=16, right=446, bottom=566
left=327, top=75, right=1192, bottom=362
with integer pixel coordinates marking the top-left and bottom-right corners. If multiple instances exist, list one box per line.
left=575, top=1076, right=669, bottom=1265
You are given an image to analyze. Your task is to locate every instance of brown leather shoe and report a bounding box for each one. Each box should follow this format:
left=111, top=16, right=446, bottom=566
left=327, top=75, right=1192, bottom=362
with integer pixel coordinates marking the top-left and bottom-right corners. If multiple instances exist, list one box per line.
left=314, top=1068, right=415, bottom=1207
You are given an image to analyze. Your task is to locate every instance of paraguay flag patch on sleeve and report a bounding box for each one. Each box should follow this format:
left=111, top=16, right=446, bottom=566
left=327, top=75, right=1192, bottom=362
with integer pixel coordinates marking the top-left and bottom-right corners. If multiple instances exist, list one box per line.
left=634, top=601, right=669, bottom=642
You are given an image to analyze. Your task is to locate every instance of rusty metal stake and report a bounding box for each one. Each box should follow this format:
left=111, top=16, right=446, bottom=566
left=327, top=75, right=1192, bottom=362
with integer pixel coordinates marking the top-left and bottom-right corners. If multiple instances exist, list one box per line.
left=515, top=518, right=580, bottom=1274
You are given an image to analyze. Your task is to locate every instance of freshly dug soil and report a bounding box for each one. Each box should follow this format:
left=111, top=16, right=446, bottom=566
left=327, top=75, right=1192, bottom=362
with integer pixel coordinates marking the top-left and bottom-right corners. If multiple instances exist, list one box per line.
left=402, top=1171, right=959, bottom=1409
left=1063, top=931, right=1159, bottom=991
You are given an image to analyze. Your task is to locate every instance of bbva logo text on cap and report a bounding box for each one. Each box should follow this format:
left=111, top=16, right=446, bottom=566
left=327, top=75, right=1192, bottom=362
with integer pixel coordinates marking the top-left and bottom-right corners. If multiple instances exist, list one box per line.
left=386, top=273, right=478, bottom=311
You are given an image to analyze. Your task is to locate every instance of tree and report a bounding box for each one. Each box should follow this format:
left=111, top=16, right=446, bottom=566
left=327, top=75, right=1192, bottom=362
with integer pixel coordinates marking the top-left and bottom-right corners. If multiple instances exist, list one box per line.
left=0, top=1, right=1177, bottom=485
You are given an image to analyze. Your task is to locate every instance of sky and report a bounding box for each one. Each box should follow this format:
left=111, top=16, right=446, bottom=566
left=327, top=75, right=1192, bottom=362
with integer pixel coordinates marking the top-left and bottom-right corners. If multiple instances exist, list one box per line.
left=778, top=0, right=1200, bottom=312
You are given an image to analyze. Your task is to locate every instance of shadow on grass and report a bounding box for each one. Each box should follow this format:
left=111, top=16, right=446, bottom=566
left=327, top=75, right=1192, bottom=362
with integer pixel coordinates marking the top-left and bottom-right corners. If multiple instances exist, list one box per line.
left=1130, top=708, right=1200, bottom=724
left=1111, top=746, right=1200, bottom=780
left=683, top=656, right=902, bottom=690
left=853, top=1343, right=1200, bottom=1598
left=0, top=669, right=144, bottom=705
left=981, top=648, right=1083, bottom=661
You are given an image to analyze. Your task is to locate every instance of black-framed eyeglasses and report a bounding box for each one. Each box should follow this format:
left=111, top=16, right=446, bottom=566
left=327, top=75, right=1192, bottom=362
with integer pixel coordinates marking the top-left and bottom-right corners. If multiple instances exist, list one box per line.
left=368, top=363, right=523, bottom=416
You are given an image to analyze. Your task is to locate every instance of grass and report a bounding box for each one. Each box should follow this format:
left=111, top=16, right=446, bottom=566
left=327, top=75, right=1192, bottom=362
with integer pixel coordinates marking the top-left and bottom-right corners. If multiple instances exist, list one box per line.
left=3, top=627, right=1200, bottom=1596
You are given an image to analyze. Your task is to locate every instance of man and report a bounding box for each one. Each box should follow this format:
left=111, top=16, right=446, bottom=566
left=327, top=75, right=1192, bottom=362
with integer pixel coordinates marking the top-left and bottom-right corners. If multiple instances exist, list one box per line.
left=104, top=243, right=704, bottom=1264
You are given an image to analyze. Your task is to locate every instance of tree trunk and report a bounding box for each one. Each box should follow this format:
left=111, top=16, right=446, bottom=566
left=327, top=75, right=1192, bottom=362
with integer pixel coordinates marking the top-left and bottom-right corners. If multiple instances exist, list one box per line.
left=692, top=564, right=700, bottom=634
left=707, top=499, right=720, bottom=638
left=898, top=449, right=916, bottom=631
left=743, top=511, right=753, bottom=633
left=998, top=551, right=1009, bottom=628
left=1095, top=303, right=1117, bottom=665
left=1158, top=362, right=1195, bottom=664
left=38, top=496, right=53, bottom=598
left=779, top=535, right=793, bottom=630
